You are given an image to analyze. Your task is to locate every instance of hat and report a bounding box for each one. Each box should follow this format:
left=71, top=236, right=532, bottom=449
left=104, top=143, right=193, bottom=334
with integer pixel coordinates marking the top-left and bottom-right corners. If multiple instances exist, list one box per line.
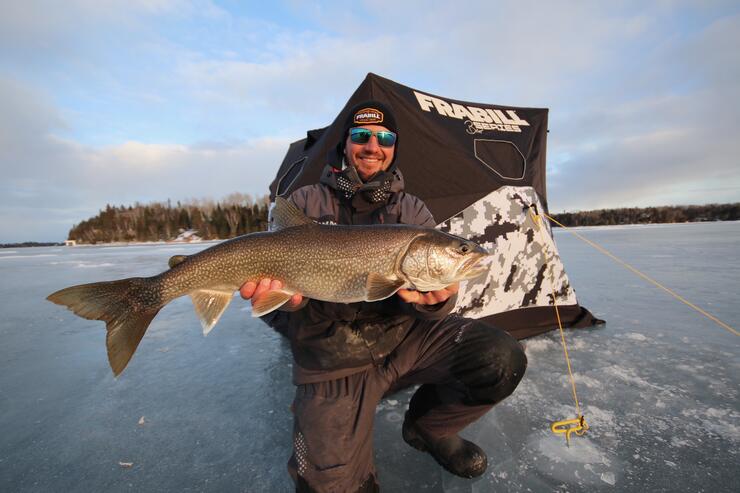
left=343, top=100, right=399, bottom=135
left=327, top=99, right=399, bottom=169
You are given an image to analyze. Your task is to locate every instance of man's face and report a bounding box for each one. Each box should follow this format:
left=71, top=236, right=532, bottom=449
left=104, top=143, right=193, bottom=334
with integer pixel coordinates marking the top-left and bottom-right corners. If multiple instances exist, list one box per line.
left=344, top=124, right=396, bottom=181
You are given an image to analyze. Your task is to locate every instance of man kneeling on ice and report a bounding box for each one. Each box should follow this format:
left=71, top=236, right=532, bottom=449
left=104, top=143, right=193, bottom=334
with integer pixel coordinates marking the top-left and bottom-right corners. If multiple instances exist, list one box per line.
left=241, top=101, right=527, bottom=492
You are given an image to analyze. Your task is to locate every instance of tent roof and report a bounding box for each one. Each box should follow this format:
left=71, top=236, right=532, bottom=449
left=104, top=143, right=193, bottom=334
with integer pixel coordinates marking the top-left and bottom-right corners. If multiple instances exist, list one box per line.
left=270, top=73, right=550, bottom=222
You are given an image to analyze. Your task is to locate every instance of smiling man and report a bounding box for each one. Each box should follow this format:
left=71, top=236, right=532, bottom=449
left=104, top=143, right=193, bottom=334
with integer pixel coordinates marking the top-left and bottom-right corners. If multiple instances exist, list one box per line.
left=344, top=119, right=395, bottom=181
left=241, top=101, right=527, bottom=492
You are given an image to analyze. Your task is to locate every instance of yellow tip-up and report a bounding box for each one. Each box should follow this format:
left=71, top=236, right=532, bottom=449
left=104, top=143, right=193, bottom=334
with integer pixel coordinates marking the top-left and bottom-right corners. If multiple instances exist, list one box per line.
left=551, top=415, right=589, bottom=446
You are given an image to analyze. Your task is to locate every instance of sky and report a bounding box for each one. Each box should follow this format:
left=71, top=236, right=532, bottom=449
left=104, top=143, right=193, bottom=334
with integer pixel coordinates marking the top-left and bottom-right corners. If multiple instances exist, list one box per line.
left=1, top=1, right=738, bottom=242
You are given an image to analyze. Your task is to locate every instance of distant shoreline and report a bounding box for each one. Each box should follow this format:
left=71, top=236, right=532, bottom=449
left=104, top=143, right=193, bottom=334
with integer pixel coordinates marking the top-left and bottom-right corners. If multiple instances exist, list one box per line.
left=3, top=219, right=738, bottom=248
left=552, top=219, right=740, bottom=231
left=0, top=242, right=64, bottom=249
left=0, top=239, right=223, bottom=249
left=549, top=203, right=738, bottom=227
left=550, top=218, right=740, bottom=229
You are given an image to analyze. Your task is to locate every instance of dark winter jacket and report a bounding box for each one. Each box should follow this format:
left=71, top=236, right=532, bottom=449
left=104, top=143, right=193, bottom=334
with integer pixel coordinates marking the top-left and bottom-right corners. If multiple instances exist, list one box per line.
left=262, top=165, right=458, bottom=383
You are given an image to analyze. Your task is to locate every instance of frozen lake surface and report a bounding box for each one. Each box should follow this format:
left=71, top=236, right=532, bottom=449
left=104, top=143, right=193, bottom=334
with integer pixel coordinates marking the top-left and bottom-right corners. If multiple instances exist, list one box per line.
left=1, top=221, right=738, bottom=492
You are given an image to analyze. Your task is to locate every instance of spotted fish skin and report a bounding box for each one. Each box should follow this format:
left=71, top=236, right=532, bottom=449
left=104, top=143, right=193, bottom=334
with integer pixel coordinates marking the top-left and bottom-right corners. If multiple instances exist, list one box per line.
left=158, top=223, right=425, bottom=303
left=47, top=198, right=489, bottom=376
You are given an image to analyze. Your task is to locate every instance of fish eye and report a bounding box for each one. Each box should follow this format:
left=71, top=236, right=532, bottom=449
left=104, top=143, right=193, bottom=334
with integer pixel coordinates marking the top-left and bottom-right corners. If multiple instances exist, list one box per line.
left=460, top=243, right=470, bottom=254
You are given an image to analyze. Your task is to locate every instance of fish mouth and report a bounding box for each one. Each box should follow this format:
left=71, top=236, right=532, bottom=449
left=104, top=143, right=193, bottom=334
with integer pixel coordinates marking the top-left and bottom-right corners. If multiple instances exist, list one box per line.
left=460, top=254, right=490, bottom=280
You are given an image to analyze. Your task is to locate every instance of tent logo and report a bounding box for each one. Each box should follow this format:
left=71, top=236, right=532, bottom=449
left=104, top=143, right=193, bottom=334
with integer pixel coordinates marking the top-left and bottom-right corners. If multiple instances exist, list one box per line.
left=354, top=108, right=384, bottom=125
left=413, top=91, right=529, bottom=134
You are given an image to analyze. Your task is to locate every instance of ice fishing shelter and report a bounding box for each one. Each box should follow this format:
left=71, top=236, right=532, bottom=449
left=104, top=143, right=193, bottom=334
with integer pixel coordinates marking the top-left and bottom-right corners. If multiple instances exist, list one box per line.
left=269, top=73, right=601, bottom=339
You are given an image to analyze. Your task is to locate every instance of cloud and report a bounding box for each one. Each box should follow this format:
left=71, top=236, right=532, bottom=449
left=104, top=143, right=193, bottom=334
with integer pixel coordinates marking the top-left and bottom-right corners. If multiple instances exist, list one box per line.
left=0, top=135, right=289, bottom=242
left=1, top=2, right=739, bottom=241
left=0, top=76, right=288, bottom=242
left=176, top=35, right=398, bottom=118
left=0, top=134, right=289, bottom=242
left=169, top=2, right=653, bottom=138
left=549, top=120, right=740, bottom=210
left=290, top=1, right=655, bottom=104
left=0, top=0, right=185, bottom=65
left=548, top=11, right=740, bottom=210
left=78, top=137, right=289, bottom=203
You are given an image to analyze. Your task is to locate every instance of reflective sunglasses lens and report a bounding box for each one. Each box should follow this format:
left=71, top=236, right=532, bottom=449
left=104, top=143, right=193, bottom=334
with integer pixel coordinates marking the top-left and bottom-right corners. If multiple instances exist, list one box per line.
left=349, top=128, right=397, bottom=147
left=376, top=131, right=397, bottom=147
left=350, top=128, right=372, bottom=144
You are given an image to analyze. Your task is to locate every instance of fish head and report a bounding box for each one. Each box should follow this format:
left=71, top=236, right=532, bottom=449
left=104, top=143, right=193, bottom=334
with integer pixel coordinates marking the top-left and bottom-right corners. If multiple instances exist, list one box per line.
left=400, top=231, right=490, bottom=291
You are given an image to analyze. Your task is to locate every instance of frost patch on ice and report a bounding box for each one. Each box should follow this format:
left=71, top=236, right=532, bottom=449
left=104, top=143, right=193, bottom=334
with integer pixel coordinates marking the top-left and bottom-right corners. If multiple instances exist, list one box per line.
left=77, top=262, right=115, bottom=268
left=671, top=437, right=691, bottom=448
left=503, top=377, right=542, bottom=408
left=624, top=332, right=648, bottom=342
left=583, top=405, right=617, bottom=431
left=519, top=431, right=618, bottom=489
left=681, top=407, right=740, bottom=440
left=601, top=365, right=658, bottom=390
left=49, top=260, right=115, bottom=268
left=538, top=433, right=609, bottom=465
left=523, top=338, right=556, bottom=353
left=569, top=338, right=588, bottom=350
left=601, top=471, right=616, bottom=485
left=570, top=373, right=600, bottom=388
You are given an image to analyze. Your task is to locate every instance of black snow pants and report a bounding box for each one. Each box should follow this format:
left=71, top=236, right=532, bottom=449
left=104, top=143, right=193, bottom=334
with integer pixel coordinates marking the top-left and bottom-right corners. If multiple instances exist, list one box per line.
left=288, top=315, right=527, bottom=493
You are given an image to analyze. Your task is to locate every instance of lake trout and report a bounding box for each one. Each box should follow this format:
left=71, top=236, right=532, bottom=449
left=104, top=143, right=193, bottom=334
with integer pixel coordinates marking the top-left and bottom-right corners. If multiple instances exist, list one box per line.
left=47, top=197, right=490, bottom=375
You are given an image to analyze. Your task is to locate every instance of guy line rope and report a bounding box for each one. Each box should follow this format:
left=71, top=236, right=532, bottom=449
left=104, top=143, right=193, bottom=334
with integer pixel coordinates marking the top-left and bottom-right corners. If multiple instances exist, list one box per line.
left=525, top=207, right=737, bottom=445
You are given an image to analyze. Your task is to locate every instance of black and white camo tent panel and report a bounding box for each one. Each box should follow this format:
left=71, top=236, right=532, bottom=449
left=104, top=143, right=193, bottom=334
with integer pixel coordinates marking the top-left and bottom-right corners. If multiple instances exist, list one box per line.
left=269, top=73, right=601, bottom=339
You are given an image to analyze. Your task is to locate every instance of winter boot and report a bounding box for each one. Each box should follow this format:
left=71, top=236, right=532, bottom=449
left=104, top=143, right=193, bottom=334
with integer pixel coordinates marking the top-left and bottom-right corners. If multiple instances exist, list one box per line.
left=402, top=412, right=487, bottom=478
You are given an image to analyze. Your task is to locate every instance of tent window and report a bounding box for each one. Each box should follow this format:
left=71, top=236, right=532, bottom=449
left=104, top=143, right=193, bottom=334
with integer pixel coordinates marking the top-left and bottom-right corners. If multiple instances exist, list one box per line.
left=276, top=157, right=307, bottom=197
left=473, top=139, right=526, bottom=180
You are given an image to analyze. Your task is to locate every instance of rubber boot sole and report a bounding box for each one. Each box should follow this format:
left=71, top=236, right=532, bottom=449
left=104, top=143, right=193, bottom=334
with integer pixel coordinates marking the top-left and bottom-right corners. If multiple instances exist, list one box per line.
left=402, top=419, right=487, bottom=478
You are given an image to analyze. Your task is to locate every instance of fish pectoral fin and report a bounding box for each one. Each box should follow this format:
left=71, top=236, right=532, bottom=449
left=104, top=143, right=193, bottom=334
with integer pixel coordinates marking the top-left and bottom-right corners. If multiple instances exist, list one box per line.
left=251, top=289, right=294, bottom=317
left=365, top=273, right=406, bottom=301
left=168, top=255, right=188, bottom=268
left=190, top=289, right=234, bottom=335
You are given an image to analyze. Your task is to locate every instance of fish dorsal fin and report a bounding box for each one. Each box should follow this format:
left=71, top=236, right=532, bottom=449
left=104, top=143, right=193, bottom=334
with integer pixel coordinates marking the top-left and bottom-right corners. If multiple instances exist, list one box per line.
left=251, top=289, right=294, bottom=317
left=271, top=197, right=315, bottom=231
left=366, top=273, right=406, bottom=302
left=190, top=289, right=234, bottom=335
left=168, top=255, right=188, bottom=268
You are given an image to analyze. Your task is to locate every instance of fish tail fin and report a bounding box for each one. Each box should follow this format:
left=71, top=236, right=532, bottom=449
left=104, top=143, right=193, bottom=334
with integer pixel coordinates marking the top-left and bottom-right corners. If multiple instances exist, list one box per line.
left=47, top=277, right=163, bottom=376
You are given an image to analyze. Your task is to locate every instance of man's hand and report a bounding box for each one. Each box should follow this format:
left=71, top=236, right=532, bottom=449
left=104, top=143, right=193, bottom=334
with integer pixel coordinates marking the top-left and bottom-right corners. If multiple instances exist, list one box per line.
left=240, top=279, right=304, bottom=312
left=397, top=282, right=459, bottom=305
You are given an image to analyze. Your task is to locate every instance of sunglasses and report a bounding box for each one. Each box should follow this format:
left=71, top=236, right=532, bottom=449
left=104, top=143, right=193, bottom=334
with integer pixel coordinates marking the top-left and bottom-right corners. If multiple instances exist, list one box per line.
left=349, top=128, right=397, bottom=147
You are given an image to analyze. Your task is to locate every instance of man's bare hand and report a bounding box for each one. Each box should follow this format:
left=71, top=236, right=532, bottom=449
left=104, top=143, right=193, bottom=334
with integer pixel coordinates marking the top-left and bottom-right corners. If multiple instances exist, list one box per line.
left=240, top=278, right=304, bottom=312
left=397, top=282, right=459, bottom=305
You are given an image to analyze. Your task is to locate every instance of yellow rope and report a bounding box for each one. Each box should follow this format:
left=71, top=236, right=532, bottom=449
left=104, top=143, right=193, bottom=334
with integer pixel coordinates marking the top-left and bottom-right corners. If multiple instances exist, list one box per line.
left=527, top=208, right=736, bottom=445
left=528, top=210, right=587, bottom=445
left=542, top=213, right=739, bottom=338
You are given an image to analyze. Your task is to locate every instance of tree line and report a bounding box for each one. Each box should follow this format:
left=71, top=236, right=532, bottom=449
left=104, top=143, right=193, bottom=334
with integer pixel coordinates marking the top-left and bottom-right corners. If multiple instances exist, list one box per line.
left=550, top=203, right=740, bottom=227
left=67, top=193, right=270, bottom=244
left=61, top=199, right=739, bottom=245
